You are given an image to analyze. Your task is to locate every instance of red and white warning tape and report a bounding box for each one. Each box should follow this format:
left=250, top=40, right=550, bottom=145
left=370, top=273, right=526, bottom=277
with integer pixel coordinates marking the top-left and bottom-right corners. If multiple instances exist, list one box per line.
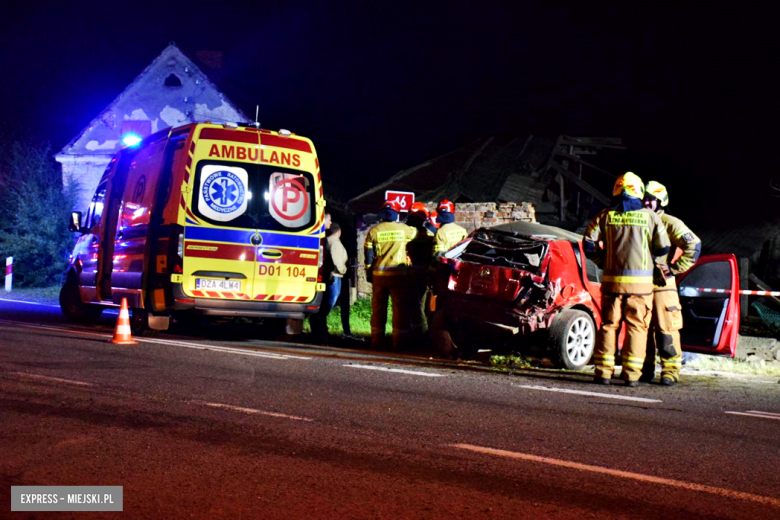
left=697, top=288, right=780, bottom=297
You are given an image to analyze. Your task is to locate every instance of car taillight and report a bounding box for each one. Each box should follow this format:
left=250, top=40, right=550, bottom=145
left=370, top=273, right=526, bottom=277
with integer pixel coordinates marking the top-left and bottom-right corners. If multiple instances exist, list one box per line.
left=177, top=233, right=184, bottom=258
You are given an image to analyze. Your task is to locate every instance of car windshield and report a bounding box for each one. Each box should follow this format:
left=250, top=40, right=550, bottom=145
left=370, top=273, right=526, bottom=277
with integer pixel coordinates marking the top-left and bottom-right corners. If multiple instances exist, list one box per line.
left=457, top=229, right=548, bottom=271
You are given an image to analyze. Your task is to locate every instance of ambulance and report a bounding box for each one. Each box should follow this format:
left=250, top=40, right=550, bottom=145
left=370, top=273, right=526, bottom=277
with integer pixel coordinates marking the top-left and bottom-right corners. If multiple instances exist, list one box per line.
left=61, top=122, right=327, bottom=335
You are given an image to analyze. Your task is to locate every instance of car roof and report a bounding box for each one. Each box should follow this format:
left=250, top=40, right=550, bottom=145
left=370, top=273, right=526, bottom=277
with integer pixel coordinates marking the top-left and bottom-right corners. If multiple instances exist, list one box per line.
left=487, top=221, right=583, bottom=242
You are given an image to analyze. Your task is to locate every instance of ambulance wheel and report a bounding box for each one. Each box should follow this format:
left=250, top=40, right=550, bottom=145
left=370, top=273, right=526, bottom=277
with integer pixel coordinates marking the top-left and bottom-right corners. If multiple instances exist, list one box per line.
left=130, top=309, right=159, bottom=338
left=431, top=311, right=477, bottom=359
left=551, top=309, right=595, bottom=371
left=59, top=277, right=102, bottom=323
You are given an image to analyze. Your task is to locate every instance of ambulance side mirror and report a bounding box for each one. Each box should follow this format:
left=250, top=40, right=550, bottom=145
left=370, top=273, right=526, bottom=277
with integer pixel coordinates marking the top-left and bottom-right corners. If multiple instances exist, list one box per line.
left=68, top=212, right=84, bottom=233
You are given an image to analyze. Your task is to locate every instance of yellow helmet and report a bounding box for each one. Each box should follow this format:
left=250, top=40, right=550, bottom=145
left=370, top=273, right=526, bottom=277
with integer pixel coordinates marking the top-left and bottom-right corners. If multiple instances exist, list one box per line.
left=645, top=180, right=669, bottom=207
left=613, top=172, right=644, bottom=199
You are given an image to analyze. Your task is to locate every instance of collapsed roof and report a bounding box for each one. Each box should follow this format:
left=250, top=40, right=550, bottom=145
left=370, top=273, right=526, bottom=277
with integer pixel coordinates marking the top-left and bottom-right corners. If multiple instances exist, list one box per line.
left=347, top=135, right=624, bottom=228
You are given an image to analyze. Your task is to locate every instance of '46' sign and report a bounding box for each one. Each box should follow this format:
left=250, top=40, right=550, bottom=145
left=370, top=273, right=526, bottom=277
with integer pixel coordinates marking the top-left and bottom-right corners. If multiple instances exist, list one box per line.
left=384, top=190, right=415, bottom=212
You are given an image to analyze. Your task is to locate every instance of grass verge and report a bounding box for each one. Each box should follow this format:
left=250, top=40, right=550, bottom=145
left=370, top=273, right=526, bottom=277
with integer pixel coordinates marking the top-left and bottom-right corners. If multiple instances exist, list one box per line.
left=687, top=356, right=780, bottom=377
left=489, top=354, right=532, bottom=370
left=324, top=296, right=390, bottom=337
left=0, top=286, right=60, bottom=304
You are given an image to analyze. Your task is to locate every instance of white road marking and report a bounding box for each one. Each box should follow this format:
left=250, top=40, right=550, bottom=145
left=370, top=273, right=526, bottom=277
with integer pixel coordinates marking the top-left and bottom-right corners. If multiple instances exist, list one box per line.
left=193, top=401, right=314, bottom=422
left=725, top=411, right=780, bottom=421
left=0, top=319, right=109, bottom=339
left=138, top=337, right=293, bottom=359
left=14, top=372, right=94, bottom=387
left=450, top=443, right=780, bottom=508
left=0, top=298, right=60, bottom=308
left=344, top=365, right=445, bottom=377
left=514, top=384, right=662, bottom=403
left=747, top=410, right=780, bottom=417
left=0, top=319, right=311, bottom=360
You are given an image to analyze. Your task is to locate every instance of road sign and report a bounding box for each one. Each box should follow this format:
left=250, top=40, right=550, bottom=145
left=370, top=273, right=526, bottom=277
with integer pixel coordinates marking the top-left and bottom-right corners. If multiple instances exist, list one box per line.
left=384, top=190, right=415, bottom=212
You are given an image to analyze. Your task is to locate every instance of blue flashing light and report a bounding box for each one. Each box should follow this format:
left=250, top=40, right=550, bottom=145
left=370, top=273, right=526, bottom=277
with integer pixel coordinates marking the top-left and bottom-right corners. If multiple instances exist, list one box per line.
left=122, top=133, right=143, bottom=147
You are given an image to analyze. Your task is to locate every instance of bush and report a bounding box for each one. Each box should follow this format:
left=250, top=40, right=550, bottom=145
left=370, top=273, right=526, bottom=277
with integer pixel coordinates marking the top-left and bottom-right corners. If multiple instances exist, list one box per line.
left=0, top=141, right=78, bottom=287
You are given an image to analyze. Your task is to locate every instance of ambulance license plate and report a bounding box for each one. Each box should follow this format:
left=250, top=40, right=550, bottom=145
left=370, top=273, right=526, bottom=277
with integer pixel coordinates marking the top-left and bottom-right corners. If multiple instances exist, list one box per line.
left=196, top=279, right=241, bottom=292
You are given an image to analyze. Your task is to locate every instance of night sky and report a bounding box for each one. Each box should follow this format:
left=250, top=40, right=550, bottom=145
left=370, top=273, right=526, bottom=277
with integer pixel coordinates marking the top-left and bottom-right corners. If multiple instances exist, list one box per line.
left=1, top=3, right=776, bottom=227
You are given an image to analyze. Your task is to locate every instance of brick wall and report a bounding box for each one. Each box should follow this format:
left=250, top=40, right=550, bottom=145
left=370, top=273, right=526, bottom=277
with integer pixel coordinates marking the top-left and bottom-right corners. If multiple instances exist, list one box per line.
left=355, top=202, right=536, bottom=297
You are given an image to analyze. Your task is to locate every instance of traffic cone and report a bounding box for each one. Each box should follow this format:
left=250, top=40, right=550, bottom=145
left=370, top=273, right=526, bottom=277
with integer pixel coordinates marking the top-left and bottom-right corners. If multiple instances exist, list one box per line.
left=110, top=298, right=138, bottom=345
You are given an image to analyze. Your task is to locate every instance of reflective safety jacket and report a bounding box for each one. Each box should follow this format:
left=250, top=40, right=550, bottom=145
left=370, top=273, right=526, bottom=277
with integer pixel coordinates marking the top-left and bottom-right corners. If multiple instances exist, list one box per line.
left=406, top=224, right=435, bottom=274
left=658, top=211, right=701, bottom=285
left=434, top=223, right=468, bottom=255
left=584, top=208, right=670, bottom=295
left=365, top=222, right=417, bottom=276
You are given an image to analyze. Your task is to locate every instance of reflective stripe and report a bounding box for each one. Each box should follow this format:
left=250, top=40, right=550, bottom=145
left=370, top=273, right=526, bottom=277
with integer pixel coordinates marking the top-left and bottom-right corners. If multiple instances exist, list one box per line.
left=607, top=211, right=650, bottom=226
left=605, top=269, right=654, bottom=276
left=374, top=265, right=408, bottom=272
left=602, top=275, right=653, bottom=284
left=376, top=230, right=406, bottom=242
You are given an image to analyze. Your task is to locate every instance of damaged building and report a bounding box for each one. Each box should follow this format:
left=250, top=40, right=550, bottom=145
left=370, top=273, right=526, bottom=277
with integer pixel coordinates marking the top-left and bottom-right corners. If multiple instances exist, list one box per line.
left=56, top=43, right=250, bottom=213
left=347, top=135, right=625, bottom=296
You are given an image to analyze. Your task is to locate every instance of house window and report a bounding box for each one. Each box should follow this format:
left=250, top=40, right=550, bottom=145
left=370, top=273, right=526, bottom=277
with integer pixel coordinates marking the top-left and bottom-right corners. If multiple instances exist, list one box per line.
left=164, top=74, right=182, bottom=87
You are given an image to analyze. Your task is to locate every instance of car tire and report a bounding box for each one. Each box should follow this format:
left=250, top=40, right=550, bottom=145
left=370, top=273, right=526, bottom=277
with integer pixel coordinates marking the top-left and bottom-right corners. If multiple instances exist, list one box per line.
left=130, top=309, right=159, bottom=338
left=430, top=310, right=477, bottom=359
left=551, top=309, right=595, bottom=370
left=59, top=276, right=102, bottom=323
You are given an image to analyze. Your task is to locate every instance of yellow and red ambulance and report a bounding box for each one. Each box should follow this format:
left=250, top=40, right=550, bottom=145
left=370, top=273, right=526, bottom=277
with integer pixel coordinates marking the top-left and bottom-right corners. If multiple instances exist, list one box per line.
left=62, top=122, right=327, bottom=334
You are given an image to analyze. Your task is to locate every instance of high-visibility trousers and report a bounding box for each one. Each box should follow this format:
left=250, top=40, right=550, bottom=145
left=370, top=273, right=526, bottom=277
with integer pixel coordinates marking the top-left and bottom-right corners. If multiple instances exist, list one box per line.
left=642, top=288, right=684, bottom=382
left=593, top=293, right=653, bottom=381
left=371, top=274, right=411, bottom=349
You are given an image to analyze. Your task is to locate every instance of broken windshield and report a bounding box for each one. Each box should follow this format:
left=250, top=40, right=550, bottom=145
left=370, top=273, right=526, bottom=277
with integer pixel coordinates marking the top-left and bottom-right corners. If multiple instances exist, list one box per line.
left=458, top=230, right=548, bottom=271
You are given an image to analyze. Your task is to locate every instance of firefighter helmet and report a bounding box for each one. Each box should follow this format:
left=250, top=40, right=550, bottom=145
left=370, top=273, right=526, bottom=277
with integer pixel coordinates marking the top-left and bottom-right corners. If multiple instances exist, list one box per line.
left=437, top=199, right=455, bottom=213
left=382, top=200, right=402, bottom=213
left=613, top=172, right=645, bottom=199
left=429, top=211, right=440, bottom=228
left=410, top=202, right=429, bottom=217
left=644, top=180, right=669, bottom=207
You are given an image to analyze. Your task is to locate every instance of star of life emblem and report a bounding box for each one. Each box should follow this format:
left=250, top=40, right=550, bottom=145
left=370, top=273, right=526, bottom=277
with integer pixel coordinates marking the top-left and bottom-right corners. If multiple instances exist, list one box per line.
left=198, top=165, right=249, bottom=222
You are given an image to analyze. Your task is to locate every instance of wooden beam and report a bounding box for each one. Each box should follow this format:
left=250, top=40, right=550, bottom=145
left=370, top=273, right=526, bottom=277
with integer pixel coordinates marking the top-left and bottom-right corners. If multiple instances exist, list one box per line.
left=749, top=273, right=780, bottom=307
left=551, top=162, right=611, bottom=205
left=555, top=152, right=619, bottom=179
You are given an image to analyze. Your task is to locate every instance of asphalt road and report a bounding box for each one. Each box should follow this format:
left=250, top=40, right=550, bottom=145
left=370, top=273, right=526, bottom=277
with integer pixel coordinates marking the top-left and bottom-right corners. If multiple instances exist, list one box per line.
left=1, top=298, right=779, bottom=519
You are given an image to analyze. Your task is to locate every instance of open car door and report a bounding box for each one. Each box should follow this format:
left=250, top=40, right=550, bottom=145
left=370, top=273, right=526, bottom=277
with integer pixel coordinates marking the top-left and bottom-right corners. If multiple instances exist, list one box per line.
left=677, top=254, right=740, bottom=357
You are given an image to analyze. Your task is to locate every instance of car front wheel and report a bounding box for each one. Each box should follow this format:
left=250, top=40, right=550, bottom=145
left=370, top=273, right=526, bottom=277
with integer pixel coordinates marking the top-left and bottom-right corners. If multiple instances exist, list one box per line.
left=59, top=277, right=102, bottom=323
left=551, top=309, right=595, bottom=370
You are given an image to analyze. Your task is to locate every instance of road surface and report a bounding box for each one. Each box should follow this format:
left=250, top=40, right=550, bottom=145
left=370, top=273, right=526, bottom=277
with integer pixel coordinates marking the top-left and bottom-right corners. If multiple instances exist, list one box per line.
left=1, top=298, right=779, bottom=518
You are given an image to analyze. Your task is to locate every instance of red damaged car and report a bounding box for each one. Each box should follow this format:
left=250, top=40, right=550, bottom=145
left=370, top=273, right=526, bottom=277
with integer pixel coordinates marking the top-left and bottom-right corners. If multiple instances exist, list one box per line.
left=430, top=221, right=740, bottom=370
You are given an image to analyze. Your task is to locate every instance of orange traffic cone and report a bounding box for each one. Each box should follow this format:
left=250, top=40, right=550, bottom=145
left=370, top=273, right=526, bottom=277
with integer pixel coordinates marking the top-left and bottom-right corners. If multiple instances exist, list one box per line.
left=110, top=298, right=138, bottom=345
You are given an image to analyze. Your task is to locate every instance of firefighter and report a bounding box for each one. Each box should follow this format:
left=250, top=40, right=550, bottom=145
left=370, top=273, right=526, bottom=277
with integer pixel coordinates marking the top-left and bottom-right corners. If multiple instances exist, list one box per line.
left=433, top=200, right=467, bottom=256
left=365, top=200, right=417, bottom=349
left=583, top=172, right=671, bottom=387
left=641, top=181, right=701, bottom=386
left=405, top=202, right=436, bottom=338
left=429, top=210, right=440, bottom=229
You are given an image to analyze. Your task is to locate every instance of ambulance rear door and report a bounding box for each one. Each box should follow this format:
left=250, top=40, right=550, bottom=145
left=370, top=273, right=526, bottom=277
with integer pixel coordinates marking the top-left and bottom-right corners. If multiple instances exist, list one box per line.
left=183, top=160, right=257, bottom=302
left=677, top=254, right=740, bottom=357
left=251, top=163, right=320, bottom=304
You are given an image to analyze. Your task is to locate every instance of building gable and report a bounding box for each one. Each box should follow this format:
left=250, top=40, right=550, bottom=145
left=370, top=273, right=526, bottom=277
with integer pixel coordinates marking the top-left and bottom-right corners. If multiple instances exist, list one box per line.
left=59, top=43, right=249, bottom=157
